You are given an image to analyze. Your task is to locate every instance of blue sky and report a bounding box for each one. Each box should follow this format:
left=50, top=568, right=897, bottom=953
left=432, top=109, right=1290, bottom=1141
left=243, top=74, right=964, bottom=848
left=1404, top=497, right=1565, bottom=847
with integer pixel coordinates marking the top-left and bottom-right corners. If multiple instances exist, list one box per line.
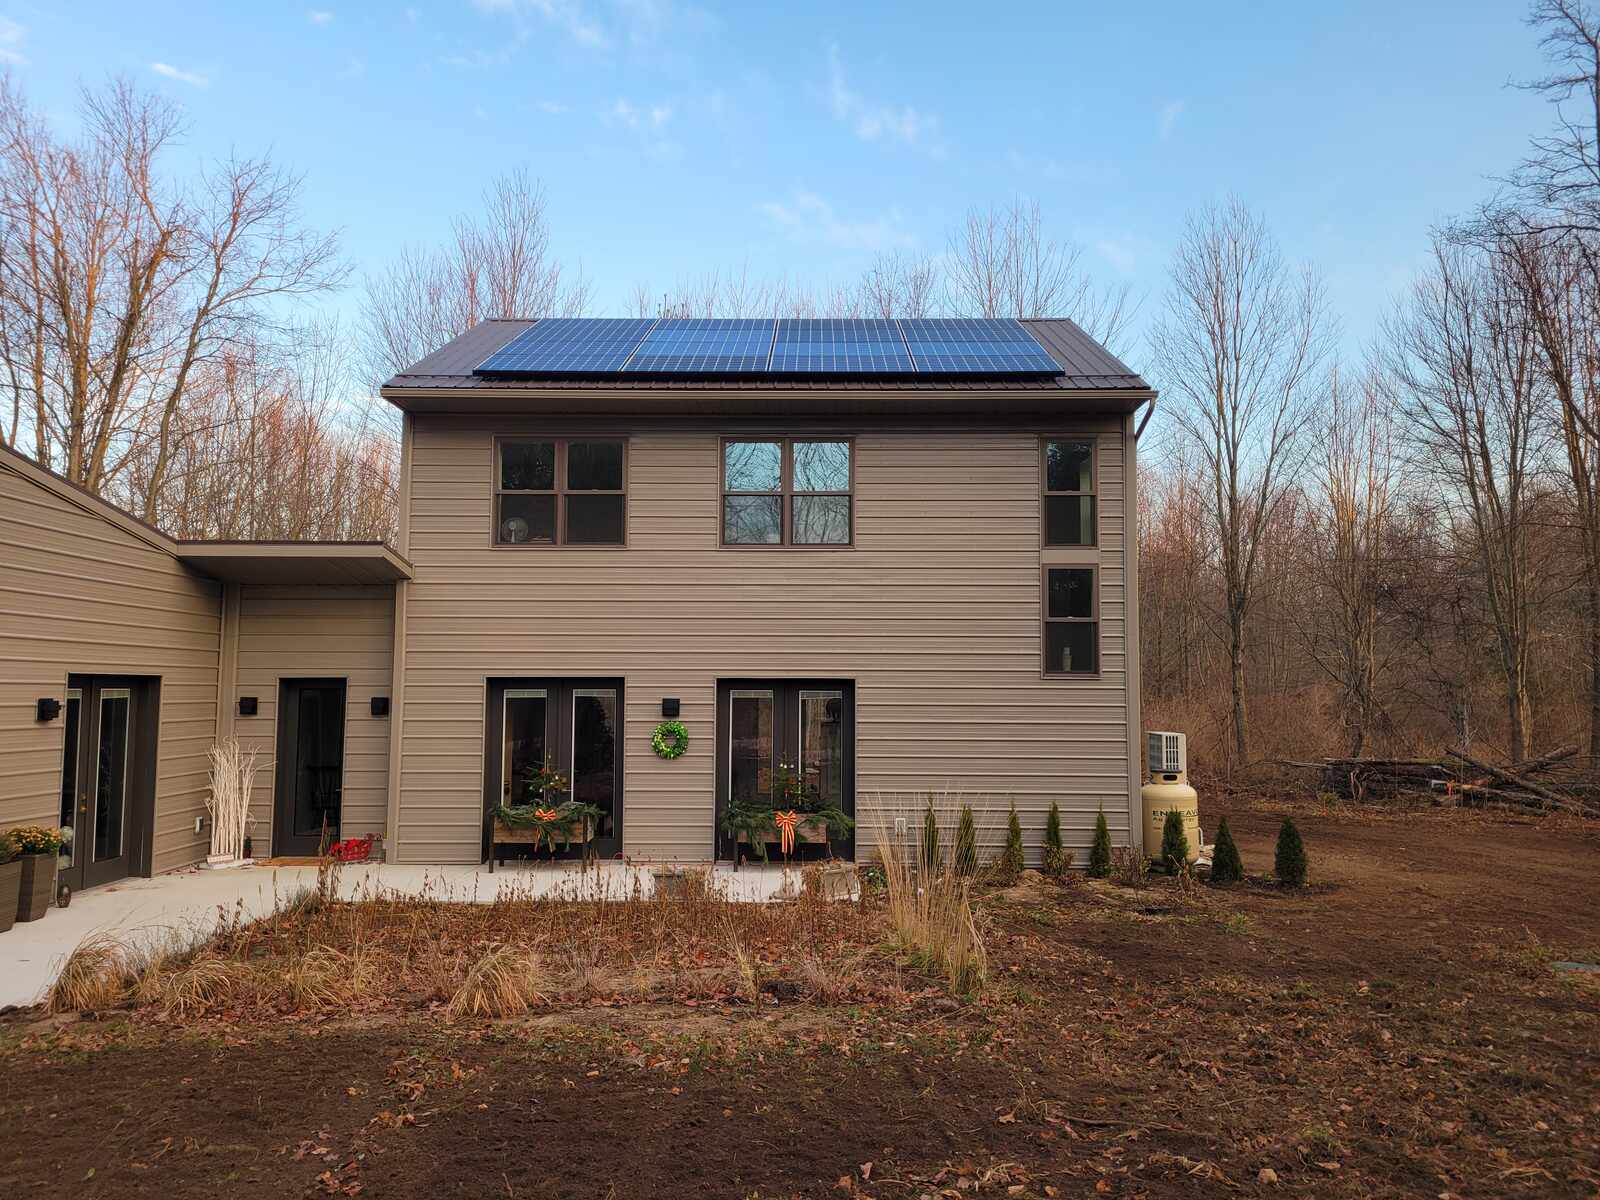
left=2, top=1, right=1557, bottom=365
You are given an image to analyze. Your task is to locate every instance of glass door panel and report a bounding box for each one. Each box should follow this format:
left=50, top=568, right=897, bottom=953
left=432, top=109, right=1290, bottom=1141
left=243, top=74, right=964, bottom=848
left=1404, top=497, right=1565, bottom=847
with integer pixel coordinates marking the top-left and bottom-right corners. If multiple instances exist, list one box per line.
left=503, top=689, right=549, bottom=805
left=799, top=690, right=845, bottom=808
left=59, top=688, right=82, bottom=870
left=572, top=689, right=618, bottom=839
left=728, top=690, right=775, bottom=807
left=93, top=687, right=131, bottom=862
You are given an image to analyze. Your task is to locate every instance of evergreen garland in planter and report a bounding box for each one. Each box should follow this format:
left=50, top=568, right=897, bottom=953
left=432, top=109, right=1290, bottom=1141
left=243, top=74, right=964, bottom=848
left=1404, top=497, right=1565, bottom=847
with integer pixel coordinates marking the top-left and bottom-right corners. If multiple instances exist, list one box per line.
left=1209, top=816, right=1244, bottom=885
left=1087, top=807, right=1112, bottom=878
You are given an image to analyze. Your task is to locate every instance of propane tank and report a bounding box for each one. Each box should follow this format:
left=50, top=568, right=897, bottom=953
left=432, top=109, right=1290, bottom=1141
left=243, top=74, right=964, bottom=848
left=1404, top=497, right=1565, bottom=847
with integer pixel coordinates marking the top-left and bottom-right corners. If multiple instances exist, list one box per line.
left=1141, top=731, right=1200, bottom=862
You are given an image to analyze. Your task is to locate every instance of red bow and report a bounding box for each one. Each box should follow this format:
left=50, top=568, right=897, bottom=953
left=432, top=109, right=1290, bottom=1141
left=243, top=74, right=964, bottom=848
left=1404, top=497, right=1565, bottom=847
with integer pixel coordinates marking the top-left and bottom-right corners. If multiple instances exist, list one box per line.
left=774, top=810, right=801, bottom=856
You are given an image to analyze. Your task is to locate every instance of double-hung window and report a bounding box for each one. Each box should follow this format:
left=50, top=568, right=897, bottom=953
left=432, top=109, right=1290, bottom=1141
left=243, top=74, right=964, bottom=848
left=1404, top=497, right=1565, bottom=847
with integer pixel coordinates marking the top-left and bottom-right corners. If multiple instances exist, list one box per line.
left=722, top=438, right=852, bottom=546
left=1043, top=438, right=1096, bottom=546
left=495, top=437, right=626, bottom=546
left=1043, top=567, right=1099, bottom=674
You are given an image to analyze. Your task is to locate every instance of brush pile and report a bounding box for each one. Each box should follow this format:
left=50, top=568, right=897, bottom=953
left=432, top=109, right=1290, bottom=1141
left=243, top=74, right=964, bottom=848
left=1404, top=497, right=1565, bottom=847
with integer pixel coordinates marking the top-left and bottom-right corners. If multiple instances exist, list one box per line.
left=1281, top=744, right=1600, bottom=817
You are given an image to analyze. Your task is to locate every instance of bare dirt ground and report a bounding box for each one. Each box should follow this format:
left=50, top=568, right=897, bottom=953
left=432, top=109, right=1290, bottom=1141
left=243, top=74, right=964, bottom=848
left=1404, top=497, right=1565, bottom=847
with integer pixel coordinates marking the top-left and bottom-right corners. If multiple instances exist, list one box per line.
left=2, top=793, right=1597, bottom=1199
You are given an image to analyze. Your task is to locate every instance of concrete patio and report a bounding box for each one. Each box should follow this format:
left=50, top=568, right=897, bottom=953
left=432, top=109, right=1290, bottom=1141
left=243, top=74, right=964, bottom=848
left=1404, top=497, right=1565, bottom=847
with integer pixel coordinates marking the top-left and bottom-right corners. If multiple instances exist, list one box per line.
left=0, top=859, right=836, bottom=1010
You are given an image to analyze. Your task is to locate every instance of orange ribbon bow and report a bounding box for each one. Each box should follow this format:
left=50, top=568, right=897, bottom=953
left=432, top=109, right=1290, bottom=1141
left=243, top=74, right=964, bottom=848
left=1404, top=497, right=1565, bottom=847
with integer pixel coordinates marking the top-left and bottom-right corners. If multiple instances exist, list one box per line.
left=533, top=807, right=562, bottom=850
left=774, top=809, right=801, bottom=856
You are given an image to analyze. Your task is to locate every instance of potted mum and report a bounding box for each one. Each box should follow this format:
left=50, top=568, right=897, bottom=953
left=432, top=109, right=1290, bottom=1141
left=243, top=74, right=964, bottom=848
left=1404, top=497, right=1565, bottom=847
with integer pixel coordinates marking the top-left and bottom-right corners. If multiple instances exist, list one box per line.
left=0, top=830, right=20, bottom=933
left=10, top=825, right=63, bottom=922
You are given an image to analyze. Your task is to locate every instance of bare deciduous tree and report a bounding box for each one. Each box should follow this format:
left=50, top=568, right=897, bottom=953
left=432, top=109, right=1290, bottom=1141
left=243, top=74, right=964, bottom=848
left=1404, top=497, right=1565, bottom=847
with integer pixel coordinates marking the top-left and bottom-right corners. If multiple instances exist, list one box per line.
left=856, top=250, right=939, bottom=318
left=1149, top=198, right=1332, bottom=768
left=1385, top=239, right=1549, bottom=762
left=944, top=198, right=1133, bottom=349
left=0, top=74, right=344, bottom=521
left=359, top=170, right=590, bottom=382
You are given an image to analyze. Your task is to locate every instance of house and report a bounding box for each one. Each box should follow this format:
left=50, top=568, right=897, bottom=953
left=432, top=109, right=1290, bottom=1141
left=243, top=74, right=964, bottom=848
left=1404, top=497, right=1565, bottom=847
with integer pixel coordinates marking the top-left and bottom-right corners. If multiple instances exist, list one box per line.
left=0, top=317, right=1153, bottom=887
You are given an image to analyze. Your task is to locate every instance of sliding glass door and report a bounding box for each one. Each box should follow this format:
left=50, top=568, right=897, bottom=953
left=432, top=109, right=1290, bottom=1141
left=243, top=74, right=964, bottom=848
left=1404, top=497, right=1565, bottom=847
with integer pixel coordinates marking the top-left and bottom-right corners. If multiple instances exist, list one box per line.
left=484, top=678, right=623, bottom=860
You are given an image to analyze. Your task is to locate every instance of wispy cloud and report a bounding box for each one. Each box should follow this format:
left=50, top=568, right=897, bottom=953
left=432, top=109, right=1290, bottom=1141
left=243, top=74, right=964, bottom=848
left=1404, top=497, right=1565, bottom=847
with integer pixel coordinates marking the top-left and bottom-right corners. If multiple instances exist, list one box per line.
left=536, top=99, right=568, bottom=114
left=472, top=0, right=608, bottom=49
left=0, top=17, right=28, bottom=65
left=1158, top=99, right=1185, bottom=141
left=308, top=9, right=334, bottom=24
left=1005, top=149, right=1123, bottom=189
left=1073, top=224, right=1161, bottom=276
left=760, top=190, right=916, bottom=253
left=151, top=61, right=209, bottom=88
left=339, top=57, right=366, bottom=79
left=604, top=98, right=672, bottom=129
left=824, top=44, right=943, bottom=155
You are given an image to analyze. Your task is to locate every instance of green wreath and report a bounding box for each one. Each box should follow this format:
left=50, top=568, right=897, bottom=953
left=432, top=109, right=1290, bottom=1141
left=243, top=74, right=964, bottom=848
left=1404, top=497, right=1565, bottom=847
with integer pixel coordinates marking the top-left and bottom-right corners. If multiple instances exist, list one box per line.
left=651, top=719, right=689, bottom=759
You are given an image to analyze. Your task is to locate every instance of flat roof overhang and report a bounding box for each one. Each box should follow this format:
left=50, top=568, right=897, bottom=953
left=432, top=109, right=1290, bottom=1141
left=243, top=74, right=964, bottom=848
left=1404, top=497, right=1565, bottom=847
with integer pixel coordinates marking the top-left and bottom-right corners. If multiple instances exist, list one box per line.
left=177, top=541, right=413, bottom=586
left=379, top=385, right=1156, bottom=417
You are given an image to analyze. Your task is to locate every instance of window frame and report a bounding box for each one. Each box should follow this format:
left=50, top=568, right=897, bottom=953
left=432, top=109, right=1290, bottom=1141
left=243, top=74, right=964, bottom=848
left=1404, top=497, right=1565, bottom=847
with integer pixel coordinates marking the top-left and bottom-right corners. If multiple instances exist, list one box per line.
left=1040, top=435, right=1098, bottom=548
left=491, top=435, right=629, bottom=549
left=1041, top=565, right=1101, bottom=677
left=719, top=436, right=855, bottom=549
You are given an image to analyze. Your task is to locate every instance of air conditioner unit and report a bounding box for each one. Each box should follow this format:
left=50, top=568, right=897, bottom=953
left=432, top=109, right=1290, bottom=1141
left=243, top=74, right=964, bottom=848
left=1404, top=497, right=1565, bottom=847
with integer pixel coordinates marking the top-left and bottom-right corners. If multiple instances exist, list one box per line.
left=1146, top=730, right=1187, bottom=779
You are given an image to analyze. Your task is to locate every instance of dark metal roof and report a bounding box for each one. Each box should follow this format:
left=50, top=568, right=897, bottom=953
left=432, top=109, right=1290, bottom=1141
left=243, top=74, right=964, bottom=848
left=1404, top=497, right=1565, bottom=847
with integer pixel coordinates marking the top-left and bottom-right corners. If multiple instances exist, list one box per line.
left=380, top=317, right=1150, bottom=395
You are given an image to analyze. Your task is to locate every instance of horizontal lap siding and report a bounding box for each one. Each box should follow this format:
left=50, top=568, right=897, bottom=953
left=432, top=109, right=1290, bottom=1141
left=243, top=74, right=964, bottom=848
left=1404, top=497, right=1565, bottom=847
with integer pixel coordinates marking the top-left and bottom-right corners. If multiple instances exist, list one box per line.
left=397, top=417, right=1130, bottom=865
left=233, top=587, right=394, bottom=850
left=0, top=464, right=220, bottom=873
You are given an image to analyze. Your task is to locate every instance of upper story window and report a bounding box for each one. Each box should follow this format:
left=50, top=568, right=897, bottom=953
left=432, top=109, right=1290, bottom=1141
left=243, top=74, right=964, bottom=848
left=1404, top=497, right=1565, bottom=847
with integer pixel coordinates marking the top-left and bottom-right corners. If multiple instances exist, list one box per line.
left=496, top=438, right=626, bottom=546
left=722, top=439, right=852, bottom=546
left=1044, top=566, right=1099, bottom=675
left=1043, top=438, right=1096, bottom=546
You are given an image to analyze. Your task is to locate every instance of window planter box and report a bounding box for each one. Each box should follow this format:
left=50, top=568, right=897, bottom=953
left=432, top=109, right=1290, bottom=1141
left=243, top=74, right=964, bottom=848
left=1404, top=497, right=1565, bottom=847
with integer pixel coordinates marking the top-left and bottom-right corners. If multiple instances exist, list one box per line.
left=735, top=816, right=834, bottom=850
left=0, top=859, right=21, bottom=933
left=16, top=852, right=56, bottom=922
left=489, top=815, right=596, bottom=872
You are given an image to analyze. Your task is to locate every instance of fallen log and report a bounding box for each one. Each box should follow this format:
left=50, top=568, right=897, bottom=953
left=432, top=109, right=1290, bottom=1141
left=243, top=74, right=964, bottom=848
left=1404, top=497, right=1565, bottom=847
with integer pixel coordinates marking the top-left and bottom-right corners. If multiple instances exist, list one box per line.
left=1458, top=784, right=1596, bottom=818
left=1444, top=748, right=1573, bottom=810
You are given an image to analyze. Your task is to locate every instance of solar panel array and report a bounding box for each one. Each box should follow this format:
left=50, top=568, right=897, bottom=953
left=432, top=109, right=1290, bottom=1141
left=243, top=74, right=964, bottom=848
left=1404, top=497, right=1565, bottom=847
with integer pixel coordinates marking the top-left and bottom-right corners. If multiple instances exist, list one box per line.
left=474, top=317, right=1062, bottom=378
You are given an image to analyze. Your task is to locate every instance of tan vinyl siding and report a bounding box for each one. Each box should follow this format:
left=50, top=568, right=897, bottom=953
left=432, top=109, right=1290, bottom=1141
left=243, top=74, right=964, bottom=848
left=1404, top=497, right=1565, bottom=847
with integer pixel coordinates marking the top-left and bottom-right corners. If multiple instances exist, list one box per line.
left=0, top=461, right=221, bottom=873
left=396, top=416, right=1133, bottom=865
left=232, top=586, right=395, bottom=850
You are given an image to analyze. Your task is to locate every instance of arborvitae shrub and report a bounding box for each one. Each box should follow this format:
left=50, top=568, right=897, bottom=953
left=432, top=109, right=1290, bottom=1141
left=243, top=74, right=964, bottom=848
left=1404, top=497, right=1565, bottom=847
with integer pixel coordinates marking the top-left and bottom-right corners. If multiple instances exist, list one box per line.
left=999, top=801, right=1025, bottom=883
left=1209, top=816, right=1243, bottom=885
left=1160, top=809, right=1190, bottom=873
left=1042, top=801, right=1066, bottom=878
left=921, top=799, right=941, bottom=875
left=953, top=804, right=978, bottom=878
left=1274, top=816, right=1308, bottom=887
left=1087, top=807, right=1112, bottom=878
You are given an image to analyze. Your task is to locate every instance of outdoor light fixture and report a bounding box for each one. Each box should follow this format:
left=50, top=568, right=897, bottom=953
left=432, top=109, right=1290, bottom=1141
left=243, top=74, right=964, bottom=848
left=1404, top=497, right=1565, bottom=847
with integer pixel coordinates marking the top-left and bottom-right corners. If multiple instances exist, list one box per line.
left=371, top=696, right=390, bottom=717
left=661, top=697, right=680, bottom=718
left=36, top=697, right=61, bottom=722
left=238, top=696, right=258, bottom=716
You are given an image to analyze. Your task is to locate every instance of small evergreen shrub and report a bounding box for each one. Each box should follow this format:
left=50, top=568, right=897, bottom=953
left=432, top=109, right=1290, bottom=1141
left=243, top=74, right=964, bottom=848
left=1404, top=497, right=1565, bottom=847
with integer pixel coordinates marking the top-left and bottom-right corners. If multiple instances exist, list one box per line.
left=921, top=799, right=942, bottom=876
left=1041, top=801, right=1066, bottom=878
left=1160, top=809, right=1190, bottom=873
left=1209, top=816, right=1243, bottom=885
left=1274, top=816, right=1308, bottom=887
left=953, top=804, right=978, bottom=878
left=998, top=801, right=1025, bottom=884
left=1087, top=807, right=1112, bottom=878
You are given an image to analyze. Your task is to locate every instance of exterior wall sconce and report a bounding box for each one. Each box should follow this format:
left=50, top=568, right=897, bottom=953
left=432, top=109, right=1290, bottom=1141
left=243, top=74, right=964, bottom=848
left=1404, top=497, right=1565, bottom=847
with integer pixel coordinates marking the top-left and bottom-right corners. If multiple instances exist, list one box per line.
left=371, top=696, right=390, bottom=717
left=238, top=696, right=259, bottom=716
left=661, top=697, right=680, bottom=718
left=36, top=697, right=62, bottom=721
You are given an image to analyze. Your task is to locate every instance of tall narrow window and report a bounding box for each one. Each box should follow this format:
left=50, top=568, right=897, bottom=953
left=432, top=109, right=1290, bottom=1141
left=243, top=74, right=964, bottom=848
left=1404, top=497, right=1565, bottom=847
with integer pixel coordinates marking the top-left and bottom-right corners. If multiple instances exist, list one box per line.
left=1043, top=438, right=1096, bottom=546
left=722, top=438, right=852, bottom=545
left=1044, top=567, right=1099, bottom=675
left=496, top=438, right=626, bottom=545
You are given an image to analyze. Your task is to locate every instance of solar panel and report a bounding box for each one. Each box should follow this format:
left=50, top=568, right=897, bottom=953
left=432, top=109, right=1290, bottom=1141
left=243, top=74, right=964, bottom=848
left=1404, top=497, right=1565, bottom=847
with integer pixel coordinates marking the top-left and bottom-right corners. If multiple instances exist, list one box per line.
left=471, top=317, right=1064, bottom=378
left=900, top=318, right=1061, bottom=375
left=771, top=319, right=914, bottom=374
left=624, top=318, right=775, bottom=374
left=474, top=317, right=657, bottom=376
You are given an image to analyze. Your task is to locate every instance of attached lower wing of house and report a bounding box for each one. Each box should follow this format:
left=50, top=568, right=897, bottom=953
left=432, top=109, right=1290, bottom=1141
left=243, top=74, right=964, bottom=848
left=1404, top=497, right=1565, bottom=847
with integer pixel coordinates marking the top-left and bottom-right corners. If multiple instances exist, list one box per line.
left=0, top=316, right=1154, bottom=887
